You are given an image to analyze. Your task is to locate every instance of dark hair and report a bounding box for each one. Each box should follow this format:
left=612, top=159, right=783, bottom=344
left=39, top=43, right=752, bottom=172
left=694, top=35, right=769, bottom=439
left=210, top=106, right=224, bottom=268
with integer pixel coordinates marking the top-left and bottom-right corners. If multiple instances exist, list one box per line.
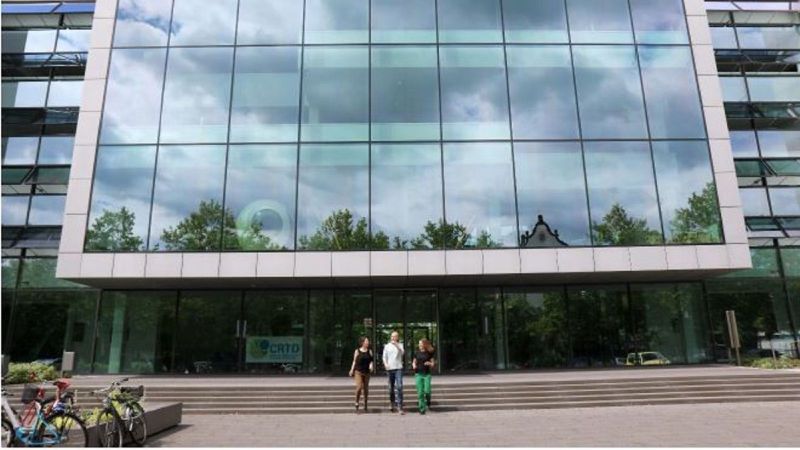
left=420, top=338, right=434, bottom=354
left=357, top=336, right=370, bottom=348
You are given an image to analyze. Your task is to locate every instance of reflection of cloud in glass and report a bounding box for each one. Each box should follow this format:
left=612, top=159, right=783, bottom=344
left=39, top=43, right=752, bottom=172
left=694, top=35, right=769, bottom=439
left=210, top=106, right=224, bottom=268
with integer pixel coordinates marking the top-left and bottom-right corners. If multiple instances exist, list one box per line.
left=169, top=0, right=237, bottom=46
left=237, top=0, right=303, bottom=44
left=114, top=0, right=172, bottom=47
left=305, top=0, right=368, bottom=43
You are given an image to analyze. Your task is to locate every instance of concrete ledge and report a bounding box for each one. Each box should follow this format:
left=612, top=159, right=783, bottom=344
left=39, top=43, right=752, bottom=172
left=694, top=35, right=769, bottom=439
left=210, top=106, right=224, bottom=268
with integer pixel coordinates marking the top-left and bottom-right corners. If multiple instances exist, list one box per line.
left=87, top=402, right=182, bottom=446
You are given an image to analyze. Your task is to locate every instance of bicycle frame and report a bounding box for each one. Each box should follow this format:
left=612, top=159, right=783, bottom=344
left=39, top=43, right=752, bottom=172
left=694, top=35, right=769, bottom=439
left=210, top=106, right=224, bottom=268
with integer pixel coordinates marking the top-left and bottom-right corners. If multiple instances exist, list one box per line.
left=2, top=394, right=65, bottom=446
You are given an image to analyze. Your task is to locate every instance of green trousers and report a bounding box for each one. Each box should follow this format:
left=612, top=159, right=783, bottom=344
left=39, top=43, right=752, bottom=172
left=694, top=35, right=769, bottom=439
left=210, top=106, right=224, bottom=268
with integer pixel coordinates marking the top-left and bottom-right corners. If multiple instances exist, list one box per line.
left=415, top=373, right=432, bottom=412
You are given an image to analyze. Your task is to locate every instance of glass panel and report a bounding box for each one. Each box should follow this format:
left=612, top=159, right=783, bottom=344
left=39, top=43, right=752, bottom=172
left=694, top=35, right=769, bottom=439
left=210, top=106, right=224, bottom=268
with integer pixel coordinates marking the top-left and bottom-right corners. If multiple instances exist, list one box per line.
left=506, top=46, right=579, bottom=140
left=301, top=47, right=368, bottom=142
left=630, top=0, right=688, bottom=44
left=736, top=160, right=769, bottom=177
left=747, top=76, right=800, bottom=102
left=371, top=0, right=436, bottom=43
left=770, top=187, right=800, bottom=215
left=86, top=146, right=156, bottom=251
left=710, top=26, right=738, bottom=49
left=55, top=29, right=91, bottom=52
left=307, top=290, right=335, bottom=374
left=477, top=289, right=505, bottom=370
left=28, top=196, right=65, bottom=225
left=149, top=145, right=227, bottom=251
left=653, top=141, right=722, bottom=244
left=2, top=168, right=31, bottom=185
left=719, top=76, right=749, bottom=102
left=371, top=144, right=443, bottom=249
left=504, top=287, right=569, bottom=368
left=639, top=47, right=705, bottom=139
left=100, top=48, right=167, bottom=144
left=758, top=130, right=800, bottom=157
left=237, top=0, right=303, bottom=45
left=725, top=247, right=780, bottom=278
left=9, top=291, right=97, bottom=373
left=2, top=258, right=19, bottom=289
left=439, top=289, right=477, bottom=371
left=224, top=145, right=297, bottom=251
left=374, top=290, right=403, bottom=372
left=18, top=258, right=82, bottom=288
left=28, top=167, right=70, bottom=184
left=331, top=290, right=372, bottom=372
left=443, top=142, right=516, bottom=248
left=787, top=280, right=800, bottom=350
left=304, top=0, right=368, bottom=44
left=175, top=291, right=239, bottom=374
left=2, top=196, right=28, bottom=225
left=439, top=46, right=510, bottom=140
left=584, top=141, right=663, bottom=245
left=567, top=285, right=628, bottom=367
left=46, top=80, right=83, bottom=107
left=515, top=142, right=590, bottom=246
left=781, top=248, right=800, bottom=277
left=113, top=0, right=172, bottom=47
left=438, top=0, right=502, bottom=43
left=230, top=47, right=300, bottom=143
left=93, top=291, right=175, bottom=374
left=567, top=0, right=633, bottom=44
left=297, top=144, right=370, bottom=250
left=370, top=46, right=440, bottom=141
left=730, top=130, right=759, bottom=157
left=737, top=26, right=800, bottom=49
left=1, top=30, right=57, bottom=53
left=169, top=0, right=237, bottom=46
left=766, top=159, right=800, bottom=176
left=405, top=291, right=438, bottom=370
left=160, top=47, right=233, bottom=144
left=740, top=188, right=771, bottom=216
left=573, top=46, right=648, bottom=139
left=244, top=291, right=306, bottom=373
left=502, top=0, right=568, bottom=43
left=1, top=81, right=48, bottom=107
left=2, top=137, right=38, bottom=164
left=37, top=136, right=74, bottom=164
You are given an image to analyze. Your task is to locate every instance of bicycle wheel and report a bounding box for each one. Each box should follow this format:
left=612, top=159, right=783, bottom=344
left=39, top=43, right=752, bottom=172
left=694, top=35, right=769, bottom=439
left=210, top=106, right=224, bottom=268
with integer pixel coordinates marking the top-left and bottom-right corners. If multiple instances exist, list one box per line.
left=2, top=416, right=14, bottom=447
left=96, top=410, right=123, bottom=448
left=124, top=403, right=147, bottom=446
left=45, top=411, right=88, bottom=447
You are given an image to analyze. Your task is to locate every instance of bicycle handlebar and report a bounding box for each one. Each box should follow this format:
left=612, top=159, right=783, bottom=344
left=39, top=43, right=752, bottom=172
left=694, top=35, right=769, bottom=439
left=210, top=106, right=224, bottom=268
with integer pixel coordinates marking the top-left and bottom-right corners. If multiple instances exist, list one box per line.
left=92, top=377, right=131, bottom=396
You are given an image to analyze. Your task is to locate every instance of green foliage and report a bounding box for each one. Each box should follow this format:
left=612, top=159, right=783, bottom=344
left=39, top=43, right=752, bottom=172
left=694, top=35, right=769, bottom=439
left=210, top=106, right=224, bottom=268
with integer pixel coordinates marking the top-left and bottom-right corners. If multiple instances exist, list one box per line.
left=409, top=219, right=469, bottom=249
left=4, top=362, right=59, bottom=384
left=85, top=207, right=144, bottom=251
left=742, top=357, right=800, bottom=369
left=298, top=209, right=389, bottom=250
left=592, top=203, right=663, bottom=246
left=670, top=182, right=722, bottom=244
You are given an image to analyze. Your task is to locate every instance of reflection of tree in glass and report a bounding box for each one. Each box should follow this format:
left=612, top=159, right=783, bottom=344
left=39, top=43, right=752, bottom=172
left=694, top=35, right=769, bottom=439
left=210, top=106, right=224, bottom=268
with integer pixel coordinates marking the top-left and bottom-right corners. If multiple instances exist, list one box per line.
left=592, top=203, right=662, bottom=246
left=85, top=207, right=144, bottom=251
left=409, top=219, right=500, bottom=249
left=505, top=292, right=569, bottom=368
left=298, top=209, right=389, bottom=250
left=670, top=182, right=722, bottom=244
left=160, top=199, right=282, bottom=251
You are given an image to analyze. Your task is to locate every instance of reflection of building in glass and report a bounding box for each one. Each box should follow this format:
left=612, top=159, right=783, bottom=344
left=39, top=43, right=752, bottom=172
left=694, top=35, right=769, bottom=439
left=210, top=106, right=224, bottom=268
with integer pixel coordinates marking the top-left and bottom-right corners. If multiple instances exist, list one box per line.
left=1, top=0, right=798, bottom=375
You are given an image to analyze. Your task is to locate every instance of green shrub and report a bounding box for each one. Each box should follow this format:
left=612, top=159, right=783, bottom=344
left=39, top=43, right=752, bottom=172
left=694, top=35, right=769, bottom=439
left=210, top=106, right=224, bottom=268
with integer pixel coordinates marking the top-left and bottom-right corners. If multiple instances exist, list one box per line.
left=742, top=357, right=800, bottom=369
left=4, top=362, right=59, bottom=384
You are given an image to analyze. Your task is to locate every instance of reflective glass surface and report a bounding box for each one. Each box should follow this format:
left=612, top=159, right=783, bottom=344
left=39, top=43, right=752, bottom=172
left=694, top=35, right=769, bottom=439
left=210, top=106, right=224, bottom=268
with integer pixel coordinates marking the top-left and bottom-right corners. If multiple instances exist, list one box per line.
left=758, top=130, right=800, bottom=157
left=100, top=48, right=167, bottom=144
left=160, top=48, right=233, bottom=144
left=296, top=144, right=369, bottom=250
left=2, top=81, right=48, bottom=107
left=507, top=46, right=579, bottom=140
left=28, top=196, right=65, bottom=225
left=2, top=137, right=38, bottom=164
left=710, top=26, right=737, bottom=49
left=567, top=0, right=633, bottom=44
left=730, top=130, right=759, bottom=157
left=371, top=144, right=443, bottom=249
left=739, top=188, right=771, bottom=216
left=514, top=142, right=590, bottom=246
left=301, top=47, right=369, bottom=141
left=38, top=136, right=74, bottom=165
left=87, top=146, right=156, bottom=252
left=719, top=76, right=748, bottom=102
left=55, top=29, right=91, bottom=52
left=169, top=0, right=237, bottom=46
left=149, top=145, right=227, bottom=251
left=440, top=46, right=509, bottom=140
left=573, top=46, right=648, bottom=139
left=230, top=47, right=300, bottom=143
left=304, top=0, right=368, bottom=44
left=371, top=0, right=435, bottom=43
left=224, top=145, right=297, bottom=251
left=113, top=0, right=172, bottom=47
left=438, top=0, right=502, bottom=43
left=1, top=30, right=56, bottom=53
left=652, top=141, right=722, bottom=244
left=371, top=46, right=440, bottom=141
left=769, top=188, right=800, bottom=216
left=630, top=0, right=688, bottom=44
left=747, top=76, right=800, bottom=102
left=737, top=26, right=800, bottom=49
left=584, top=142, right=662, bottom=245
left=237, top=0, right=303, bottom=45
left=46, top=80, right=83, bottom=107
left=638, top=46, right=705, bottom=139
left=2, top=196, right=29, bottom=226
left=443, top=143, right=516, bottom=248
left=502, top=0, right=568, bottom=43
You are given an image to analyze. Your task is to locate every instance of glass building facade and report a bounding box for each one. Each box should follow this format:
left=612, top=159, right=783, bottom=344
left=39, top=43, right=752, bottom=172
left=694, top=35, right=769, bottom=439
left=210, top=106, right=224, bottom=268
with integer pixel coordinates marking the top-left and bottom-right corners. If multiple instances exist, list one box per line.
left=1, top=0, right=798, bottom=375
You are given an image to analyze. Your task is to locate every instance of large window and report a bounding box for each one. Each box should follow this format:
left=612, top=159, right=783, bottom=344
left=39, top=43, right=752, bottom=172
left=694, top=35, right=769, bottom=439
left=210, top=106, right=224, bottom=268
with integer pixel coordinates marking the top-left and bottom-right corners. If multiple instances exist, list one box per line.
left=113, top=0, right=172, bottom=47
left=304, top=0, right=368, bottom=44
left=371, top=0, right=435, bottom=43
left=169, top=0, right=237, bottom=46
left=567, top=0, right=633, bottom=44
left=237, top=0, right=303, bottom=45
left=629, top=0, right=688, bottom=44
left=502, top=0, right=568, bottom=43
left=438, top=0, right=502, bottom=43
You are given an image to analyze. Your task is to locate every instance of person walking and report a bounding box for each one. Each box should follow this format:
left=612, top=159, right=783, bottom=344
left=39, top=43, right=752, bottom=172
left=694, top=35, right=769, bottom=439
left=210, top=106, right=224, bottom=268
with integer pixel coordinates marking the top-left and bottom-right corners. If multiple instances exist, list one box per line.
left=412, top=338, right=436, bottom=415
left=349, top=336, right=374, bottom=413
left=382, top=330, right=405, bottom=414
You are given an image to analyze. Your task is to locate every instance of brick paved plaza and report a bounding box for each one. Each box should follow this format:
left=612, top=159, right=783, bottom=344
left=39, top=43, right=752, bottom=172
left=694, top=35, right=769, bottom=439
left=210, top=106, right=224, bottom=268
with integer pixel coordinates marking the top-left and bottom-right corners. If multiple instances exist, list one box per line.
left=148, top=401, right=800, bottom=447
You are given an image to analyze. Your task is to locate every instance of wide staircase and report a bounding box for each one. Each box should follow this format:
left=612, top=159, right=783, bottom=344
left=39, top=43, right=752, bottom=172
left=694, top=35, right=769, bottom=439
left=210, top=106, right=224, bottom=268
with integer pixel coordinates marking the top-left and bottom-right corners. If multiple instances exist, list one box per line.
left=6, top=370, right=800, bottom=415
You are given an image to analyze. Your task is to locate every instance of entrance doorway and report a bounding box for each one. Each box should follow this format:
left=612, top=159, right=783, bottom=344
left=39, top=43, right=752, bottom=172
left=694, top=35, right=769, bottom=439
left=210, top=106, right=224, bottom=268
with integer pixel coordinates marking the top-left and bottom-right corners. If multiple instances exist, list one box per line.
left=374, top=290, right=439, bottom=374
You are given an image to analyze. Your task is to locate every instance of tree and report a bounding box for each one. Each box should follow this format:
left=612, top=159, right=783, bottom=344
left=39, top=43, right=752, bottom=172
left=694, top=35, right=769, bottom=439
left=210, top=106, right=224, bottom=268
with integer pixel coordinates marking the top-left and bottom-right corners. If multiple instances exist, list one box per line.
left=592, top=203, right=662, bottom=246
left=85, top=207, right=144, bottom=251
left=298, top=209, right=389, bottom=250
left=670, top=182, right=722, bottom=244
left=409, top=219, right=469, bottom=249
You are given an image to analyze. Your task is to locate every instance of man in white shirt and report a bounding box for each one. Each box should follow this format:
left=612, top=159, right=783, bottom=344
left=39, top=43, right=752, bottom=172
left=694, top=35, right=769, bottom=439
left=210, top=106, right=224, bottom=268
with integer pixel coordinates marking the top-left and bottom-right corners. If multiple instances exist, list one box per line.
left=382, top=330, right=405, bottom=414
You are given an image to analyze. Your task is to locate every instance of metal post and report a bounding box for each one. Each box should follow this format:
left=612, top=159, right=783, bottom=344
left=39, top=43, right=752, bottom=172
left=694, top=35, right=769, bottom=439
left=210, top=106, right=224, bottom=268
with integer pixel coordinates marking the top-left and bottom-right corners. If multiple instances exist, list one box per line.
left=726, top=310, right=741, bottom=366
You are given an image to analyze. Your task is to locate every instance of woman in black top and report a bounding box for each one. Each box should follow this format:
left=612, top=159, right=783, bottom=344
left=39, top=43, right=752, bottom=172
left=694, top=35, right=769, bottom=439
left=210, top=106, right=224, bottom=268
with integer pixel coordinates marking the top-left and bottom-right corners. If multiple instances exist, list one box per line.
left=349, top=336, right=374, bottom=413
left=412, top=338, right=436, bottom=414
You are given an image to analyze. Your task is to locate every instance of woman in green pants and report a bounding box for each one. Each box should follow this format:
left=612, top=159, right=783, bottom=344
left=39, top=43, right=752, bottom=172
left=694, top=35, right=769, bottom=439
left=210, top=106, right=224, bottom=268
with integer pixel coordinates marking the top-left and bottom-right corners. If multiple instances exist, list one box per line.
left=412, top=338, right=436, bottom=414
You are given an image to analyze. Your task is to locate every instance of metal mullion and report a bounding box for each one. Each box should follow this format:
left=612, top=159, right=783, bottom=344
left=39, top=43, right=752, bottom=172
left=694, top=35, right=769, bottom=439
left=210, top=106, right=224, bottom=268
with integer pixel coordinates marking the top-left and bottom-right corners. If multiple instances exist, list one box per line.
left=367, top=0, right=373, bottom=250
left=774, top=245, right=800, bottom=357
left=293, top=0, right=308, bottom=252
left=434, top=0, right=447, bottom=250
left=498, top=0, right=521, bottom=247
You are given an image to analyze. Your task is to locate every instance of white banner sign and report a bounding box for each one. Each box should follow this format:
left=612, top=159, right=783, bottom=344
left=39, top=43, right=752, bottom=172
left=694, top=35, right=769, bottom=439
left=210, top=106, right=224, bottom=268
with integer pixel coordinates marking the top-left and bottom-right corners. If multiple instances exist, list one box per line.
left=246, top=336, right=303, bottom=363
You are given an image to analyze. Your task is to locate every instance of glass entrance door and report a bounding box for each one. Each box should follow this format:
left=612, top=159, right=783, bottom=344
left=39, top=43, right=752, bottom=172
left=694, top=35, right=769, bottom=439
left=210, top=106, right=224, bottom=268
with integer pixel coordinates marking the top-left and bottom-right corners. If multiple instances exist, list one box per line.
left=241, top=291, right=307, bottom=374
left=374, top=290, right=438, bottom=373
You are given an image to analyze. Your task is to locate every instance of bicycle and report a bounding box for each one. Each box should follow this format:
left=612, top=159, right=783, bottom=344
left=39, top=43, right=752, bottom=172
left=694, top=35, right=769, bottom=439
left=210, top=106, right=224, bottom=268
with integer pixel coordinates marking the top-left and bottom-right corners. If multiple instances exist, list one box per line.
left=1, top=377, right=88, bottom=447
left=91, top=378, right=146, bottom=447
